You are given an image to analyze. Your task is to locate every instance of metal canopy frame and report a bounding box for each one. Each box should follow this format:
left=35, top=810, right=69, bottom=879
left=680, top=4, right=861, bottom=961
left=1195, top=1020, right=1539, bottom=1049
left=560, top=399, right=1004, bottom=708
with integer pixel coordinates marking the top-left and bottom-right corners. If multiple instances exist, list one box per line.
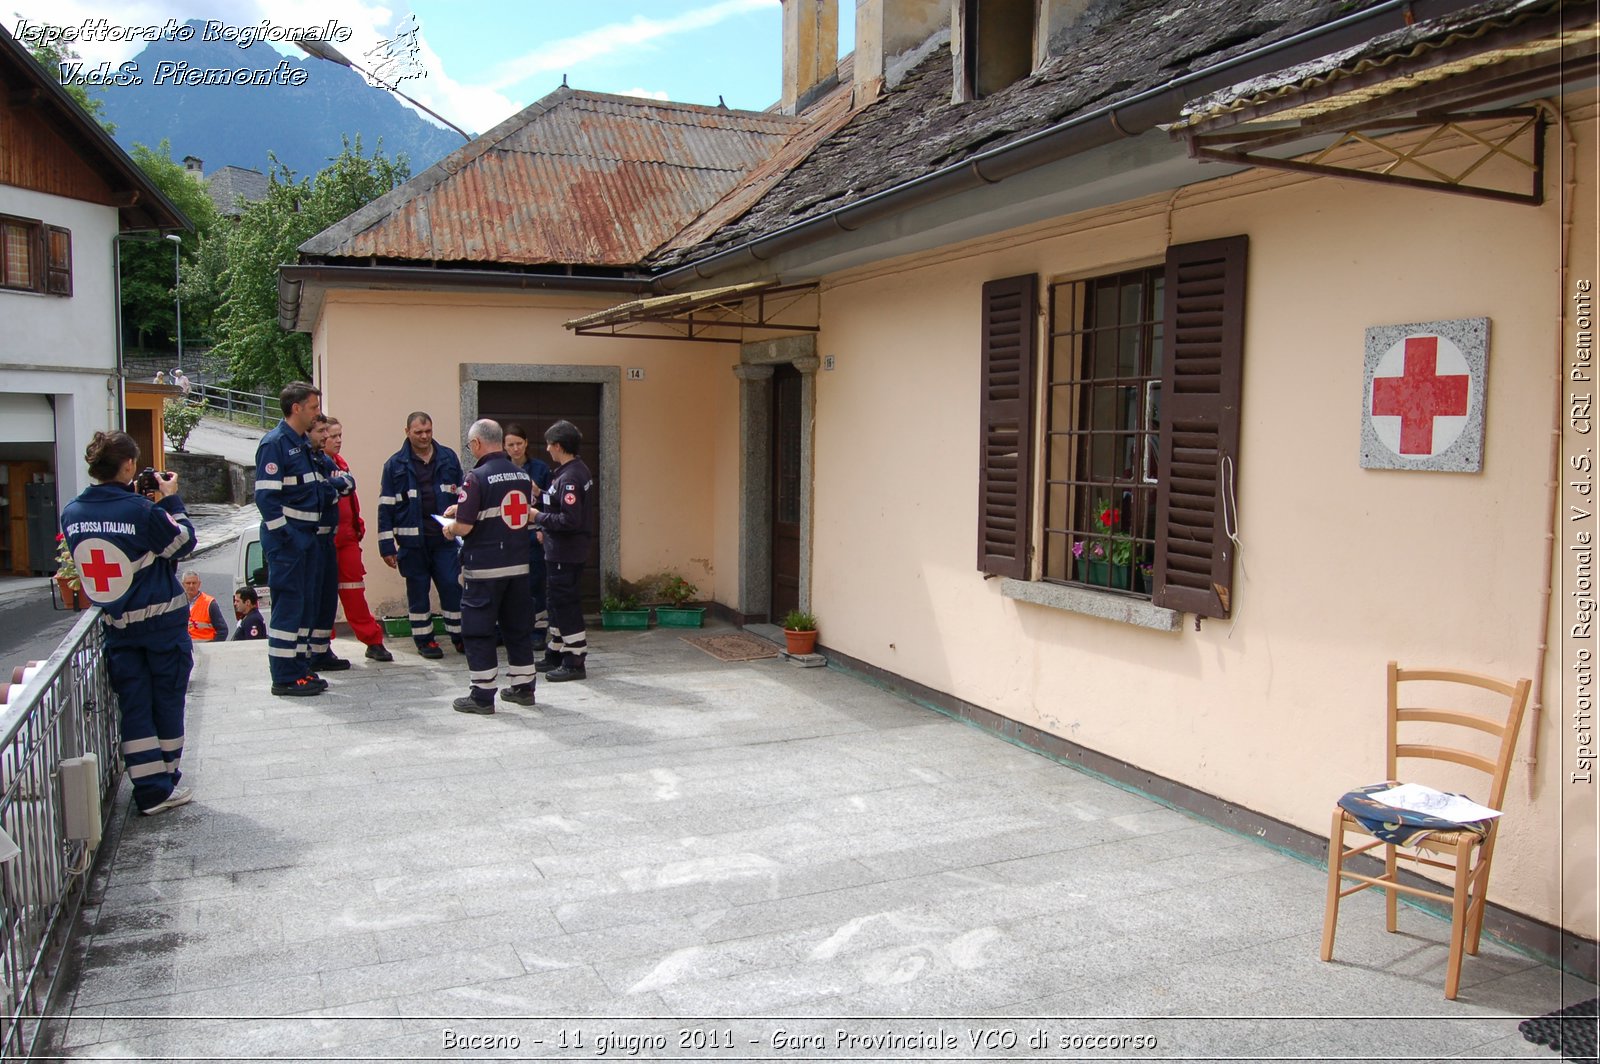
left=1187, top=107, right=1547, bottom=206
left=1175, top=15, right=1600, bottom=207
left=567, top=281, right=819, bottom=344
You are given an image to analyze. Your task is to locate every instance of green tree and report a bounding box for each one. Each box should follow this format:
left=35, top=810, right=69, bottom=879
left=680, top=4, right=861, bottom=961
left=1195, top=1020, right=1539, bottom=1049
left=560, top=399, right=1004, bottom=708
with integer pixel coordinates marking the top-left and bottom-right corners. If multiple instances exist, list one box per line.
left=21, top=24, right=113, bottom=131
left=119, top=141, right=219, bottom=353
left=212, top=138, right=409, bottom=392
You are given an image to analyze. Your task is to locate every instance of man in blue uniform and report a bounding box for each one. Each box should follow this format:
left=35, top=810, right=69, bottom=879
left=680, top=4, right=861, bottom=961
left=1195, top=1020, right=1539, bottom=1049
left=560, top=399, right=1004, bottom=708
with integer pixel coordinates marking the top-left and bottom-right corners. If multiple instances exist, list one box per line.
left=308, top=414, right=355, bottom=672
left=254, top=382, right=337, bottom=696
left=532, top=420, right=594, bottom=682
left=378, top=412, right=464, bottom=659
left=442, top=419, right=537, bottom=713
left=62, top=430, right=197, bottom=814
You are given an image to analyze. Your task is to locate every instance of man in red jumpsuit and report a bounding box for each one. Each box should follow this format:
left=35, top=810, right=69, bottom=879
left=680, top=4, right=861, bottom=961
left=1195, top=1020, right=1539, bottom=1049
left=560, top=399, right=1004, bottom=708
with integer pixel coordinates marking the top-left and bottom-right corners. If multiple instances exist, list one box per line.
left=323, top=417, right=392, bottom=662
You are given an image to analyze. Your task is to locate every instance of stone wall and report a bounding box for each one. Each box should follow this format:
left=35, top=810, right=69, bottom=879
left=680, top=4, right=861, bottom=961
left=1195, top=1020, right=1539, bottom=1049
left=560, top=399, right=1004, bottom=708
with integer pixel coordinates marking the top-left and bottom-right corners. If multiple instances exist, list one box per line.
left=164, top=452, right=251, bottom=505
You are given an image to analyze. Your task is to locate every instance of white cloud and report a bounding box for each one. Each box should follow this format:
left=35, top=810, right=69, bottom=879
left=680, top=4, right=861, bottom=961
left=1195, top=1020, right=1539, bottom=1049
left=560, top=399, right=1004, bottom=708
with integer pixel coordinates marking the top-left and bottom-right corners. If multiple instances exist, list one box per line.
left=483, top=0, right=770, bottom=92
left=617, top=87, right=669, bottom=101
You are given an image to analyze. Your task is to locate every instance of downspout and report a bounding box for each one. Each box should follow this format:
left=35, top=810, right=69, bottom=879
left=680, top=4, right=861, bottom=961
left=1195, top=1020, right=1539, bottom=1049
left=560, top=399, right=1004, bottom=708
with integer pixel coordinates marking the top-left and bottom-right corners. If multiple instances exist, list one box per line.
left=654, top=0, right=1491, bottom=292
left=1528, top=96, right=1578, bottom=796
left=111, top=233, right=126, bottom=430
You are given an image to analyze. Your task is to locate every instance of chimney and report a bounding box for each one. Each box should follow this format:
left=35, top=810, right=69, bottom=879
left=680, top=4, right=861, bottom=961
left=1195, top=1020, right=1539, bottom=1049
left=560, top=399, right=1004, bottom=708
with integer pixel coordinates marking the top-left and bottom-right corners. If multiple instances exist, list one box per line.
left=182, top=156, right=204, bottom=182
left=781, top=0, right=838, bottom=115
left=855, top=0, right=950, bottom=99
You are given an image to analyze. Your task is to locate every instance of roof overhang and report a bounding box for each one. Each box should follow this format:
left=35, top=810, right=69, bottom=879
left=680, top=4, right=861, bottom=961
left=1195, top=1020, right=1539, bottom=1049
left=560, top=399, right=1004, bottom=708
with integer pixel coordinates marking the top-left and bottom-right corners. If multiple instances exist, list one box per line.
left=0, top=25, right=189, bottom=232
left=278, top=263, right=654, bottom=333
left=1170, top=1, right=1599, bottom=205
left=564, top=281, right=819, bottom=344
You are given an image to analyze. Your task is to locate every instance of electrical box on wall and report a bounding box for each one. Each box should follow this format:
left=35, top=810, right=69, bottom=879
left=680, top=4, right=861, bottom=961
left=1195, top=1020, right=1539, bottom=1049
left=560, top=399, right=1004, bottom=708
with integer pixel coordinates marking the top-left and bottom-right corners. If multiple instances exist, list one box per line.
left=60, top=754, right=101, bottom=846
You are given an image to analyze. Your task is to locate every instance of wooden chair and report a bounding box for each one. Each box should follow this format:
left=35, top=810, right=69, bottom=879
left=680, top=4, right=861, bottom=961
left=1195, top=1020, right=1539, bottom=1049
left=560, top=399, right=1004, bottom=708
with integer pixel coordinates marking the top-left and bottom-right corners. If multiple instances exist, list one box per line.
left=1320, top=661, right=1532, bottom=999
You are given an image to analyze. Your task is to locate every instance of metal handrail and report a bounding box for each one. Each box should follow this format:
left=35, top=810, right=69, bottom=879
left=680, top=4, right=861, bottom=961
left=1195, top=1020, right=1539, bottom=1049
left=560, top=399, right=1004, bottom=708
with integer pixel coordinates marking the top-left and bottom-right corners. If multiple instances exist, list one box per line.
left=189, top=383, right=275, bottom=428
left=0, top=610, right=119, bottom=1059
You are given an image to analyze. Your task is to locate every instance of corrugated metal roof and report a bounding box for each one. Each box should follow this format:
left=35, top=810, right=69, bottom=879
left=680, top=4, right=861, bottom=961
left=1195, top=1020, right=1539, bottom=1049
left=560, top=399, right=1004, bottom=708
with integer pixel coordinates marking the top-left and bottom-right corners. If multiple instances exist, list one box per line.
left=299, top=89, right=802, bottom=267
left=1173, top=0, right=1590, bottom=129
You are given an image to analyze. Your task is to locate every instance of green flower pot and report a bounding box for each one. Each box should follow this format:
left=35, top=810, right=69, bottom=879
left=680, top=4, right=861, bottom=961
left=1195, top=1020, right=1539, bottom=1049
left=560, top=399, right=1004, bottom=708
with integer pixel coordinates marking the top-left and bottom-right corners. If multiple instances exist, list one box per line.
left=601, top=608, right=651, bottom=630
left=655, top=606, right=705, bottom=628
left=1081, top=559, right=1131, bottom=589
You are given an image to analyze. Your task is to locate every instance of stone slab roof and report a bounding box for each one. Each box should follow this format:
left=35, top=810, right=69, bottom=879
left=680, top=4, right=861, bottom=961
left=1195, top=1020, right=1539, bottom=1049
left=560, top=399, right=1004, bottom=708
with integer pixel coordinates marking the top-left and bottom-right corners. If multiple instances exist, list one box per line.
left=649, top=0, right=1409, bottom=270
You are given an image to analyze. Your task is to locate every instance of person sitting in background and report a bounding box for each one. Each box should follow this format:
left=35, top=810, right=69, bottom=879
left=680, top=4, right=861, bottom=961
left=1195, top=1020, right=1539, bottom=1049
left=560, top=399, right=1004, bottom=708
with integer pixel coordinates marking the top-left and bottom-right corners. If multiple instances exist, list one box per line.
left=182, top=571, right=228, bottom=643
left=231, top=587, right=266, bottom=641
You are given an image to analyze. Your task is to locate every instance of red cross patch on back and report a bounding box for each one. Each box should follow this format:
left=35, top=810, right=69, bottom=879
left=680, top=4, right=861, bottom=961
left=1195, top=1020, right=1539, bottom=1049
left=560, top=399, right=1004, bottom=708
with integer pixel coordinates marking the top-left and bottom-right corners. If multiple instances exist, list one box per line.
left=72, top=538, right=135, bottom=602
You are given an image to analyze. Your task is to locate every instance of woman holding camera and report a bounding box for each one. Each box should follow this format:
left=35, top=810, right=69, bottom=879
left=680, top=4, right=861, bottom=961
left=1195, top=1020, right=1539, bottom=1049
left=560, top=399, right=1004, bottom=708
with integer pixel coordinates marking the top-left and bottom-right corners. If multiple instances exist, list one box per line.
left=60, top=432, right=197, bottom=816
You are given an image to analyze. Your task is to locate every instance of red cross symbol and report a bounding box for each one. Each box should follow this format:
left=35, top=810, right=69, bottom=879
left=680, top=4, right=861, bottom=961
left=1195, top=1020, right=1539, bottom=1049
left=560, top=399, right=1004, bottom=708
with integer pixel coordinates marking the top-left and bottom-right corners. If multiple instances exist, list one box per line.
left=1370, top=336, right=1470, bottom=455
left=501, top=491, right=530, bottom=529
left=80, top=548, right=124, bottom=593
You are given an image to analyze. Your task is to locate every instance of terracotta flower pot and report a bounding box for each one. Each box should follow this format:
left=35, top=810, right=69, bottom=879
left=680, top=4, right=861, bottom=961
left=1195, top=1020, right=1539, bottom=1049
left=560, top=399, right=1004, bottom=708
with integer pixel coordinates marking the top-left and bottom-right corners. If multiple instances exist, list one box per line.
left=783, top=628, right=817, bottom=655
left=55, top=574, right=84, bottom=611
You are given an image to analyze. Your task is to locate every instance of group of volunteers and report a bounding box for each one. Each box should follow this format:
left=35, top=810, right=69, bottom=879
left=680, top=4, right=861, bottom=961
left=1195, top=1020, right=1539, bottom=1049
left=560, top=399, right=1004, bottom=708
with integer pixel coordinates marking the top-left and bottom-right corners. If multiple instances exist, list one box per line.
left=57, top=382, right=594, bottom=815
left=251, top=383, right=594, bottom=712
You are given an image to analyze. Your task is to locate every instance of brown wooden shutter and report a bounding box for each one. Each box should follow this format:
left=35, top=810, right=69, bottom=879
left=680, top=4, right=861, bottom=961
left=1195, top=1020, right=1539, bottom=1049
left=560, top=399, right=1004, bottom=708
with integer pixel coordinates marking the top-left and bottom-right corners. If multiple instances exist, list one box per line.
left=977, top=274, right=1038, bottom=578
left=1152, top=237, right=1247, bottom=618
left=44, top=225, right=71, bottom=296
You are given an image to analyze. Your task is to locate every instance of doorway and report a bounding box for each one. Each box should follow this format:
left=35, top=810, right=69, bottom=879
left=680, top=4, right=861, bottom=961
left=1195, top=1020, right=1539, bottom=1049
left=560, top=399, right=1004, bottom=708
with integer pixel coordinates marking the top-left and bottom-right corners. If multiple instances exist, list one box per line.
left=477, top=380, right=604, bottom=612
left=769, top=364, right=802, bottom=621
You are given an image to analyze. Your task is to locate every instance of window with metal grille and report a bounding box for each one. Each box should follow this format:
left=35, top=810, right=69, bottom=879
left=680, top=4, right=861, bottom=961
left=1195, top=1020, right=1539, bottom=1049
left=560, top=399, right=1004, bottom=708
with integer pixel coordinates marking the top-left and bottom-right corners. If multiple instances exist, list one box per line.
left=1043, top=267, right=1164, bottom=594
left=976, top=236, right=1247, bottom=620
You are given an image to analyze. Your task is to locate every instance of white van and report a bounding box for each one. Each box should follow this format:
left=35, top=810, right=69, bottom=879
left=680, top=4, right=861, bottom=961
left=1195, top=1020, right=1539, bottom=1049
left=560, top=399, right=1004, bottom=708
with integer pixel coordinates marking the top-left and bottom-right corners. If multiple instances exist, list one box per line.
left=235, top=524, right=270, bottom=608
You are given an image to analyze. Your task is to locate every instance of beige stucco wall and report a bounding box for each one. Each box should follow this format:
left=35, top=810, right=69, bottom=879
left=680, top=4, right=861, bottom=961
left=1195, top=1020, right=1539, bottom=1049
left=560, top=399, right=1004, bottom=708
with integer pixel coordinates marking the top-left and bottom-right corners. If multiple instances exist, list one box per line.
left=805, top=99, right=1597, bottom=935
left=308, top=289, right=738, bottom=612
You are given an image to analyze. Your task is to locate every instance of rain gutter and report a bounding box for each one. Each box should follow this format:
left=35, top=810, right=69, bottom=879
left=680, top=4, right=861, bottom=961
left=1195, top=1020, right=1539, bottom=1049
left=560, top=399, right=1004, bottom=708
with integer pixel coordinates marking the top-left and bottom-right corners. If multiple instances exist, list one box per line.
left=653, top=0, right=1488, bottom=292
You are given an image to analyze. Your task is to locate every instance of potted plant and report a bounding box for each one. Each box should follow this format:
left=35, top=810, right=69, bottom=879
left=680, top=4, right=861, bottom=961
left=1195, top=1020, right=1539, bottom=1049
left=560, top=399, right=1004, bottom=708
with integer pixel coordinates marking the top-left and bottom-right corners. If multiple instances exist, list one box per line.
left=1073, top=499, right=1134, bottom=589
left=780, top=608, right=818, bottom=655
left=53, top=533, right=85, bottom=611
left=654, top=573, right=705, bottom=628
left=601, top=590, right=650, bottom=630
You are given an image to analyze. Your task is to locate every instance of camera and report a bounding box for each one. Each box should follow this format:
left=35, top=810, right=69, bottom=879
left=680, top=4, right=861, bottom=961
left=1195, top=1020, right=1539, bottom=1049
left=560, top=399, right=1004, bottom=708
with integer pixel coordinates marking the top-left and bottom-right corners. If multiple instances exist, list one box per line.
left=136, top=467, right=162, bottom=495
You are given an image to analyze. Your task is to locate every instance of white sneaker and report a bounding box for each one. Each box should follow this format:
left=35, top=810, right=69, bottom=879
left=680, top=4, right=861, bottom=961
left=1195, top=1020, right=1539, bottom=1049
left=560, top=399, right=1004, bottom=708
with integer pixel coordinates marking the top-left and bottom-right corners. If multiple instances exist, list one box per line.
left=142, top=786, right=193, bottom=816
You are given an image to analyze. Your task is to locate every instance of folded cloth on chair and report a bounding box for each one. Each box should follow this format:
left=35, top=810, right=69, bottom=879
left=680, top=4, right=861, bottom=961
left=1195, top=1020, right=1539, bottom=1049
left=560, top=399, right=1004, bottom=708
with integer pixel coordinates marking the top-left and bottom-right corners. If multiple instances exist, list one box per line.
left=1337, top=782, right=1493, bottom=847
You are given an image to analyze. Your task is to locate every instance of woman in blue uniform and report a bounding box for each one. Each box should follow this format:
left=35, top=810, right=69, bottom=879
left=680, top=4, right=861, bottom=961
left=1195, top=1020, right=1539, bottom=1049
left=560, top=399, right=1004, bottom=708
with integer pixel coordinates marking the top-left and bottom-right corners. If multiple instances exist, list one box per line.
left=502, top=423, right=551, bottom=651
left=60, top=431, right=197, bottom=815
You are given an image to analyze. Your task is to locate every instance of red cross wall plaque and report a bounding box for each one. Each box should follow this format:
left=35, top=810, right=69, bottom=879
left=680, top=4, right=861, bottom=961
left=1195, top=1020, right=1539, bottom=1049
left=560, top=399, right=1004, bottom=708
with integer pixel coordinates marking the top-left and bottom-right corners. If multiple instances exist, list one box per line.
left=1361, top=318, right=1489, bottom=472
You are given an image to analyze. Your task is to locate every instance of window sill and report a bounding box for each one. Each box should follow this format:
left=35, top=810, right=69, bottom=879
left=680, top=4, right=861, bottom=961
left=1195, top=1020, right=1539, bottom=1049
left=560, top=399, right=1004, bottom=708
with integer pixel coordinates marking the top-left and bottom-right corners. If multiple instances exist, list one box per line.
left=1000, top=578, right=1181, bottom=631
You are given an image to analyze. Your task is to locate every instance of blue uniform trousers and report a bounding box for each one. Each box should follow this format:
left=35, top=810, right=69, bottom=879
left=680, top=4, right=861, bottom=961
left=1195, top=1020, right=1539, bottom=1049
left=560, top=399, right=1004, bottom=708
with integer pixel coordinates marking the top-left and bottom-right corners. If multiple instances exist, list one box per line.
left=401, top=542, right=462, bottom=647
left=311, top=533, right=338, bottom=658
left=542, top=561, right=587, bottom=667
left=108, top=639, right=192, bottom=811
left=461, top=573, right=536, bottom=703
left=264, top=524, right=318, bottom=683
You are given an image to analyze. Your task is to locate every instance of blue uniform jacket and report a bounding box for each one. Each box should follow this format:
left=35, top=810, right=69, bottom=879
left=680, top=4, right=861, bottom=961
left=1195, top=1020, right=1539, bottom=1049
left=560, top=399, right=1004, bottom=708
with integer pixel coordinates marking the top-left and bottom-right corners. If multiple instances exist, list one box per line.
left=519, top=457, right=551, bottom=578
left=533, top=456, right=593, bottom=564
left=61, top=482, right=196, bottom=645
left=377, top=441, right=462, bottom=560
left=312, top=449, right=355, bottom=536
left=457, top=452, right=533, bottom=580
left=255, top=420, right=333, bottom=537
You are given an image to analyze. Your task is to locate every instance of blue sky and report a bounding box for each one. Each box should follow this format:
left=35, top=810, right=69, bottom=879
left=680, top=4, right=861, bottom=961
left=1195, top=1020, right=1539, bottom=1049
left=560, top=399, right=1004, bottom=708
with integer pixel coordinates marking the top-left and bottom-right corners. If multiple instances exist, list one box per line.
left=4, top=1, right=856, bottom=132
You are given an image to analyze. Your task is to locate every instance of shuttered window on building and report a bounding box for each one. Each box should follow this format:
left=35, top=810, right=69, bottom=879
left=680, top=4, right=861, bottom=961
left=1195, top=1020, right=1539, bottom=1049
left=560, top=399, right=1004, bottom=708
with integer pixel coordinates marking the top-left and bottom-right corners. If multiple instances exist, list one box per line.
left=44, top=226, right=71, bottom=296
left=1152, top=236, right=1247, bottom=619
left=977, top=274, right=1038, bottom=578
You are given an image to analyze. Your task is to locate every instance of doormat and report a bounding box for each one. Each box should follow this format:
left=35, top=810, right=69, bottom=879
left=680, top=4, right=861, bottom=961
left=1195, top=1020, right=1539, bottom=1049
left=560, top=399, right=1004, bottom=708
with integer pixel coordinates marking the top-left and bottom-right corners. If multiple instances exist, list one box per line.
left=1519, top=997, right=1597, bottom=1060
left=681, top=632, right=781, bottom=662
